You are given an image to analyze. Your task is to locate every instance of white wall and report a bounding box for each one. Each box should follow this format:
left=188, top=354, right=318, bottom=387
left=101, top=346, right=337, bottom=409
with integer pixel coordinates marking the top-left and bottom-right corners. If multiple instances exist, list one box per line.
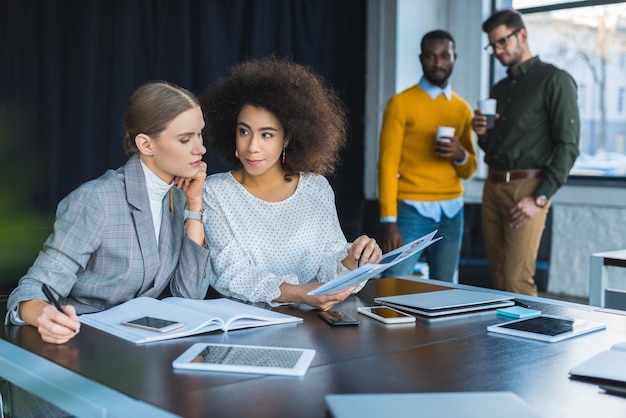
left=395, top=0, right=440, bottom=92
left=464, top=182, right=626, bottom=297
left=365, top=0, right=626, bottom=300
left=551, top=205, right=626, bottom=296
left=396, top=0, right=487, bottom=102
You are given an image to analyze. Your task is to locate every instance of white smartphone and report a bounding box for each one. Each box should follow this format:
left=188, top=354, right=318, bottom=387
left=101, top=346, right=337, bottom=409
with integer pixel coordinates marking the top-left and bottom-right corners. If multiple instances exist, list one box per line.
left=357, top=306, right=416, bottom=324
left=121, top=316, right=185, bottom=333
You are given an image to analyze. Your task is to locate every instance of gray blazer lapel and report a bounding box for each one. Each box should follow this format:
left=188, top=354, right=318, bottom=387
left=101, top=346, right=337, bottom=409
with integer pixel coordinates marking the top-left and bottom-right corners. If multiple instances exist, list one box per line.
left=152, top=187, right=186, bottom=289
left=125, top=155, right=160, bottom=284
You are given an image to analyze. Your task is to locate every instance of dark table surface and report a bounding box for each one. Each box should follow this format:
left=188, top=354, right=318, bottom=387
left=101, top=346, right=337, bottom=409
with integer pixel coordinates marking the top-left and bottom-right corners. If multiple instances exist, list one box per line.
left=3, top=278, right=626, bottom=418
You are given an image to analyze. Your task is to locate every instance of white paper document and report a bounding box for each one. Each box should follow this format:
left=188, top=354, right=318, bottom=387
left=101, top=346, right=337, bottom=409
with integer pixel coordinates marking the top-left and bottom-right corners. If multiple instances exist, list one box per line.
left=308, top=230, right=441, bottom=296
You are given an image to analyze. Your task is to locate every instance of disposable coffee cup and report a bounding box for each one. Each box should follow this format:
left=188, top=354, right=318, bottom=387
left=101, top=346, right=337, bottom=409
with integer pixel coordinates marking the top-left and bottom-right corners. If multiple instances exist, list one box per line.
left=478, top=98, right=497, bottom=129
left=436, top=126, right=455, bottom=143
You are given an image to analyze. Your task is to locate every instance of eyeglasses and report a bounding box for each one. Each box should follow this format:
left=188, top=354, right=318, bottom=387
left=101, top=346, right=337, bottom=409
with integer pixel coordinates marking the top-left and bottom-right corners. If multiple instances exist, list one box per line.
left=484, top=28, right=521, bottom=54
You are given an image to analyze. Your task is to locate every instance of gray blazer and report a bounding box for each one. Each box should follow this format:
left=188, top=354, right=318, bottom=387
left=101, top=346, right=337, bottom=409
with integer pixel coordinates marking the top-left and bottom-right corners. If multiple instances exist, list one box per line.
left=6, top=154, right=210, bottom=322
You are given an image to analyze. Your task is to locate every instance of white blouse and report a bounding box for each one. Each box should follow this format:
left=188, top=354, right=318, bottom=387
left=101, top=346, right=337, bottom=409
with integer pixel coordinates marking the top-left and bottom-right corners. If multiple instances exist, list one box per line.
left=202, top=172, right=350, bottom=305
left=140, top=160, right=172, bottom=246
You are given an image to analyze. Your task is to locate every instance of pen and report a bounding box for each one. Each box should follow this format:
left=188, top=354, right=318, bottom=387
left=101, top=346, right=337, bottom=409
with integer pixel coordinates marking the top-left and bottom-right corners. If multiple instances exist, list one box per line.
left=42, top=283, right=78, bottom=333
left=514, top=299, right=530, bottom=309
left=42, top=283, right=66, bottom=314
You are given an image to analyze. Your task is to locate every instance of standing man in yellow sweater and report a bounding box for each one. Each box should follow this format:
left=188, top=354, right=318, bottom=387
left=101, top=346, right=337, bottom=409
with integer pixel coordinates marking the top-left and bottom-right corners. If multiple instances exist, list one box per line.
left=378, top=29, right=477, bottom=282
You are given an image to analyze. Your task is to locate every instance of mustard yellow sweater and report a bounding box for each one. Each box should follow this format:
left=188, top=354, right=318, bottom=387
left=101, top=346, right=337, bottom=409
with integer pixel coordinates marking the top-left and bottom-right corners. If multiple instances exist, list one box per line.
left=378, top=85, right=477, bottom=219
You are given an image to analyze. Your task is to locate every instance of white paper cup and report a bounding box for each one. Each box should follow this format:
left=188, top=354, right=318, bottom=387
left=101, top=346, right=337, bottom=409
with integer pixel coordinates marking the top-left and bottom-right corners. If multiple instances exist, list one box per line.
left=478, top=98, right=497, bottom=129
left=436, top=126, right=455, bottom=143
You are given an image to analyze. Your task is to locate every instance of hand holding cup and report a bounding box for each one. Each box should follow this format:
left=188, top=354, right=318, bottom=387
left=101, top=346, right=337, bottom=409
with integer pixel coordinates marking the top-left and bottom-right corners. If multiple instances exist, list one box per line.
left=435, top=126, right=464, bottom=161
left=477, top=98, right=497, bottom=129
left=436, top=126, right=455, bottom=144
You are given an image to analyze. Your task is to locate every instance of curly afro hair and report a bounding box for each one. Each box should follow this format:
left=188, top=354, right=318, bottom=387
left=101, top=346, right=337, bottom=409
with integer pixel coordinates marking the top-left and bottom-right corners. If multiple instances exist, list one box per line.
left=200, top=57, right=348, bottom=180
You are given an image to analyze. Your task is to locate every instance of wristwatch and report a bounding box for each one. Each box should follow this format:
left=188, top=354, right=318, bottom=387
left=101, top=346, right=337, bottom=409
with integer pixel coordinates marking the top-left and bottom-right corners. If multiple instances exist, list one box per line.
left=534, top=194, right=548, bottom=208
left=184, top=209, right=206, bottom=223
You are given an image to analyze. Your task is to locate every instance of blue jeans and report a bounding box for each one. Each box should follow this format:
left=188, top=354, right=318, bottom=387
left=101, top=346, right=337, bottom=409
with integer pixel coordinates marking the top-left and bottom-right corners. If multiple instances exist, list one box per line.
left=382, top=201, right=463, bottom=283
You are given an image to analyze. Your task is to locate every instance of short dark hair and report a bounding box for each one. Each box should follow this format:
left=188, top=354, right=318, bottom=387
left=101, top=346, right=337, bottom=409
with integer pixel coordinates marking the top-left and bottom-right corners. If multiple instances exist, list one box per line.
left=482, top=8, right=526, bottom=33
left=420, top=30, right=455, bottom=52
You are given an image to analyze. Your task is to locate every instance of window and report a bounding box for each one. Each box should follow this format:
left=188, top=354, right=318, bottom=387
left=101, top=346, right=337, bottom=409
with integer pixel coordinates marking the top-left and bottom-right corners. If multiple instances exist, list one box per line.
left=579, top=84, right=587, bottom=113
left=505, top=1, right=626, bottom=178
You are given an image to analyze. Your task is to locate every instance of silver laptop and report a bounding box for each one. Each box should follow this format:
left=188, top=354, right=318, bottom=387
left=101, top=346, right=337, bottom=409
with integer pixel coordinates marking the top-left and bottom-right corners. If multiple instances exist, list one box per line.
left=326, top=392, right=544, bottom=418
left=374, top=289, right=514, bottom=317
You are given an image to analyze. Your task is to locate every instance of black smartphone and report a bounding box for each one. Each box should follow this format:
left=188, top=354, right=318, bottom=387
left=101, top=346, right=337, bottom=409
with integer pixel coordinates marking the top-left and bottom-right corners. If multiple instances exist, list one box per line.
left=319, top=310, right=359, bottom=326
left=121, top=316, right=184, bottom=333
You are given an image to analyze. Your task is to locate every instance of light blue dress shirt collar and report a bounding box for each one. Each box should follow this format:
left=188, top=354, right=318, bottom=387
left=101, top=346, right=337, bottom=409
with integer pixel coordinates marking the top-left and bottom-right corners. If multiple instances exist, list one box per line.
left=418, top=76, right=452, bottom=101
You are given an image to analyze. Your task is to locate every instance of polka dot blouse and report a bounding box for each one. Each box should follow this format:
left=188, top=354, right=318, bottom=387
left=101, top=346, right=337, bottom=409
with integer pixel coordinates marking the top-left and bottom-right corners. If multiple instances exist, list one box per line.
left=203, top=172, right=350, bottom=305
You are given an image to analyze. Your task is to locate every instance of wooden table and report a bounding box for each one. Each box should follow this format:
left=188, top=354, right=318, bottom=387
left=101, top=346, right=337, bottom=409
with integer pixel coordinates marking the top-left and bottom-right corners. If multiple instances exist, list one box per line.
left=2, top=278, right=626, bottom=417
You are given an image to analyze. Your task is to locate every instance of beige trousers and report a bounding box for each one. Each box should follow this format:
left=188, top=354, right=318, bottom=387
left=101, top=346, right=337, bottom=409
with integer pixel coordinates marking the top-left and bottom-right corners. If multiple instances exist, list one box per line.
left=481, top=177, right=550, bottom=296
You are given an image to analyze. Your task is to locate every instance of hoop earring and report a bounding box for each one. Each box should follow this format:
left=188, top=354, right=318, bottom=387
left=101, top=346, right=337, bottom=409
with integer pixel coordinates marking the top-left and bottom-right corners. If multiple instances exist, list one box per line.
left=281, top=148, right=286, bottom=164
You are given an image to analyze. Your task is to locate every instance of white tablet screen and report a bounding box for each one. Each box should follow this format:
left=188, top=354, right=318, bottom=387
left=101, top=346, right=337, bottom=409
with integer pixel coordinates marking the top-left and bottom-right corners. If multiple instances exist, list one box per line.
left=173, top=343, right=316, bottom=376
left=487, top=315, right=605, bottom=342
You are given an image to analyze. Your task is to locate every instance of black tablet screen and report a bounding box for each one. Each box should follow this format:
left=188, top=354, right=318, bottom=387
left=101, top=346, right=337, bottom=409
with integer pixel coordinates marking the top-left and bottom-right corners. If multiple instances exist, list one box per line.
left=500, top=316, right=573, bottom=336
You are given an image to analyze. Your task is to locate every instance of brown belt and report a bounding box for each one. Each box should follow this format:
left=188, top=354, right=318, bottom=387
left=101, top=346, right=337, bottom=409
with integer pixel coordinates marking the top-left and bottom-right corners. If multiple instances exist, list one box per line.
left=488, top=169, right=542, bottom=183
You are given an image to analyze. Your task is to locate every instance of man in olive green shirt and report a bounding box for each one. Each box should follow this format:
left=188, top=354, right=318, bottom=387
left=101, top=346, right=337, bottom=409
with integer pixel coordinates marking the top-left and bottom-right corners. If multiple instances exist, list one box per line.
left=472, top=8, right=580, bottom=296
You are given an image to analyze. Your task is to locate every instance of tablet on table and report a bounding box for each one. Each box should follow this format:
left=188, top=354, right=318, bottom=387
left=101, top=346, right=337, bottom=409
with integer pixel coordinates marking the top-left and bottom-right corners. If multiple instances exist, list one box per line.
left=172, top=343, right=316, bottom=376
left=487, top=315, right=605, bottom=343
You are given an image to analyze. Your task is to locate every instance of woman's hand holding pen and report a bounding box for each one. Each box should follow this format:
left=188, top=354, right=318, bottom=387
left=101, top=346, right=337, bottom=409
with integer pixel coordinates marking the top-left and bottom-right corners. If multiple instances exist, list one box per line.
left=343, top=235, right=383, bottom=270
left=38, top=302, right=80, bottom=344
left=19, top=298, right=81, bottom=344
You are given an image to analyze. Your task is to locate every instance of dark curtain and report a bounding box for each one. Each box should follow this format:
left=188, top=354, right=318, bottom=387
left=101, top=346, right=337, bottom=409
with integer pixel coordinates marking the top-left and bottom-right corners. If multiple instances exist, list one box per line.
left=0, top=0, right=366, bottom=289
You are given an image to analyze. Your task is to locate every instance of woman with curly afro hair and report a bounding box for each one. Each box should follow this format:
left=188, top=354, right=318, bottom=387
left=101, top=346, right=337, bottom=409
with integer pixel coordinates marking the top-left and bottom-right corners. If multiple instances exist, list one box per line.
left=201, top=57, right=382, bottom=310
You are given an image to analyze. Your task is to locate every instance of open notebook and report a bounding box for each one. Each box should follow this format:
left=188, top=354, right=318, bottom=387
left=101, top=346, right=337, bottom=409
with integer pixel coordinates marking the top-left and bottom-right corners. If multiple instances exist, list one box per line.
left=374, top=289, right=514, bottom=317
left=79, top=297, right=302, bottom=344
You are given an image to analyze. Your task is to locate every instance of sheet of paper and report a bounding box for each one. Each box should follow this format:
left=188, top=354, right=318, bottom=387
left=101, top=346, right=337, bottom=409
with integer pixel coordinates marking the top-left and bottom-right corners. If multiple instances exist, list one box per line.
left=308, top=230, right=441, bottom=296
